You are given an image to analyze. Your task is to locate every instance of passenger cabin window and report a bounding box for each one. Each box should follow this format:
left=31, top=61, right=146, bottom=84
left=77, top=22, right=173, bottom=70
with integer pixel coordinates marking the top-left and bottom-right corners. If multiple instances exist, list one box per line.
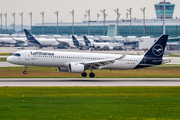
left=13, top=53, right=21, bottom=57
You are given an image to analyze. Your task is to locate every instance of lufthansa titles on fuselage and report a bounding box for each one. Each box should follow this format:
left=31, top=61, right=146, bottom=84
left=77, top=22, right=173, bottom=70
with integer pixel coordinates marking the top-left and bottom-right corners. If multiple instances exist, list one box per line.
left=30, top=51, right=54, bottom=56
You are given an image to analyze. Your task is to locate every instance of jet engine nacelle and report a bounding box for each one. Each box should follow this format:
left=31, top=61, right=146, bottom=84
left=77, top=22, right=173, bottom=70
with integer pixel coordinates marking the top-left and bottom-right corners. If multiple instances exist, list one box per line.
left=95, top=45, right=103, bottom=49
left=69, top=63, right=84, bottom=73
left=108, top=46, right=113, bottom=50
left=79, top=43, right=84, bottom=47
left=57, top=67, right=69, bottom=72
left=85, top=43, right=93, bottom=47
left=90, top=43, right=94, bottom=47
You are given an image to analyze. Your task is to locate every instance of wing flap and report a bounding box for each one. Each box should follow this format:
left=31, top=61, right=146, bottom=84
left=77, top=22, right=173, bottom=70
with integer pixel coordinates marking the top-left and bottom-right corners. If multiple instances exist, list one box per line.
left=80, top=50, right=128, bottom=69
left=12, top=38, right=26, bottom=44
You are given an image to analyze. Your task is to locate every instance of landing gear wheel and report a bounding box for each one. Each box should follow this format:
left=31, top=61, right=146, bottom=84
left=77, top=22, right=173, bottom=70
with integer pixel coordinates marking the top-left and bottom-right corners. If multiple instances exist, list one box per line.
left=23, top=65, right=28, bottom=74
left=89, top=72, right=95, bottom=78
left=81, top=72, right=87, bottom=77
left=23, top=71, right=27, bottom=74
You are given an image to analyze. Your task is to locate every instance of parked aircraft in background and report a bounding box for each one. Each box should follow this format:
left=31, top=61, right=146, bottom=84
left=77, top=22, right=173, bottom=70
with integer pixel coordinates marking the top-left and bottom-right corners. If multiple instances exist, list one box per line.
left=56, top=37, right=78, bottom=48
left=83, top=36, right=122, bottom=50
left=71, top=35, right=83, bottom=48
left=24, top=29, right=60, bottom=47
left=7, top=35, right=170, bottom=78
left=0, top=37, right=16, bottom=44
left=12, top=37, right=27, bottom=43
left=72, top=35, right=95, bottom=50
left=12, top=37, right=29, bottom=46
left=24, top=29, right=80, bottom=48
left=0, top=37, right=28, bottom=47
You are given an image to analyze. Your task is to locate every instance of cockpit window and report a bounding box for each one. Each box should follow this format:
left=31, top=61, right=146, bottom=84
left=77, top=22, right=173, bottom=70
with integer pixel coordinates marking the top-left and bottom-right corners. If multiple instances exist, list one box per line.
left=13, top=53, right=21, bottom=57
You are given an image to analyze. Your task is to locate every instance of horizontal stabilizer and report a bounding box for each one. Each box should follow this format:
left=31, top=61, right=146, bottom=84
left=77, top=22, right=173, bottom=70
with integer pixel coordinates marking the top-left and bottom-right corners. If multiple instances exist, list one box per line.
left=152, top=59, right=171, bottom=64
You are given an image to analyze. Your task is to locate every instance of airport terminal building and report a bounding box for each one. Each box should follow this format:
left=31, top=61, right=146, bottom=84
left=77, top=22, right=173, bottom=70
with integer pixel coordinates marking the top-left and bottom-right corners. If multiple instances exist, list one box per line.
left=32, top=19, right=180, bottom=38
left=31, top=2, right=180, bottom=40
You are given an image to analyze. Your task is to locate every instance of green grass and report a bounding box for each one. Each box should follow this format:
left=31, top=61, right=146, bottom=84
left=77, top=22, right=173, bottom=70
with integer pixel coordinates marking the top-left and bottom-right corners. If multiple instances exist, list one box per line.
left=1, top=65, right=180, bottom=78
left=0, top=87, right=180, bottom=120
left=168, top=54, right=180, bottom=57
left=0, top=58, right=7, bottom=62
left=0, top=54, right=12, bottom=56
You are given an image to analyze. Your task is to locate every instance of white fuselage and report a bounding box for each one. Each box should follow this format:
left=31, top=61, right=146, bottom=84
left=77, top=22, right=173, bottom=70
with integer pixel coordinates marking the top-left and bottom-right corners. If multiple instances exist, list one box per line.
left=93, top=42, right=119, bottom=49
left=7, top=50, right=144, bottom=70
left=13, top=37, right=28, bottom=44
left=86, top=39, right=119, bottom=49
left=13, top=37, right=27, bottom=41
left=0, top=38, right=16, bottom=44
left=57, top=39, right=76, bottom=47
left=37, top=38, right=59, bottom=46
left=79, top=39, right=94, bottom=47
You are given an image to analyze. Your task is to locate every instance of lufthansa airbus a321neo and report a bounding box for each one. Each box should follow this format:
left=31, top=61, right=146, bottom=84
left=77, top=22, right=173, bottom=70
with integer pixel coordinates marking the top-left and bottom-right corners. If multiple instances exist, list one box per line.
left=7, top=33, right=170, bottom=78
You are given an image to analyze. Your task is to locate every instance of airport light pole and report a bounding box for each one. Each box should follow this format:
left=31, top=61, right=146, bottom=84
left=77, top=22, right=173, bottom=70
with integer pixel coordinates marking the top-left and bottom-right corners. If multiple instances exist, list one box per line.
left=84, top=14, right=87, bottom=21
left=100, top=9, right=108, bottom=36
left=11, top=13, right=15, bottom=34
left=127, top=8, right=132, bottom=36
left=86, top=10, right=90, bottom=35
left=54, top=11, right=59, bottom=35
left=97, top=14, right=101, bottom=22
left=126, top=12, right=129, bottom=36
left=3, top=13, right=7, bottom=34
left=70, top=10, right=74, bottom=35
left=114, top=8, right=122, bottom=36
left=163, top=0, right=166, bottom=34
left=126, top=12, right=128, bottom=23
left=40, top=12, right=44, bottom=35
left=19, top=12, right=23, bottom=34
left=0, top=13, right=2, bottom=34
left=28, top=12, right=32, bottom=33
left=140, top=7, right=145, bottom=36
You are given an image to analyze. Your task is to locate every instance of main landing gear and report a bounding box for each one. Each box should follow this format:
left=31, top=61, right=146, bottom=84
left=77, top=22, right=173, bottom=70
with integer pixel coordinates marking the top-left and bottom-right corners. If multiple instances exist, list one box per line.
left=81, top=72, right=87, bottom=77
left=81, top=68, right=95, bottom=78
left=23, top=65, right=27, bottom=74
left=81, top=72, right=95, bottom=78
left=89, top=67, right=95, bottom=78
left=89, top=72, right=95, bottom=78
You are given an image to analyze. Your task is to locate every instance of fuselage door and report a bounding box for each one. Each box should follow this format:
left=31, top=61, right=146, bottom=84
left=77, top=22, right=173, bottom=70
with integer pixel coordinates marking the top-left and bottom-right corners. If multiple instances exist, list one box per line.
left=25, top=51, right=30, bottom=60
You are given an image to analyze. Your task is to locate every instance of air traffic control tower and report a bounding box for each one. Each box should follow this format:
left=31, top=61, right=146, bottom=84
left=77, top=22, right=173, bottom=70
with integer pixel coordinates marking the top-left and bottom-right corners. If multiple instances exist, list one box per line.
left=154, top=1, right=175, bottom=19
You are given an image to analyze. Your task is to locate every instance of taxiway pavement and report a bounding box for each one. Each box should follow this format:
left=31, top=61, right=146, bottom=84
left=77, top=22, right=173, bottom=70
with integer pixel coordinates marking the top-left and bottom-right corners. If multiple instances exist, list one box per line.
left=0, top=78, right=180, bottom=87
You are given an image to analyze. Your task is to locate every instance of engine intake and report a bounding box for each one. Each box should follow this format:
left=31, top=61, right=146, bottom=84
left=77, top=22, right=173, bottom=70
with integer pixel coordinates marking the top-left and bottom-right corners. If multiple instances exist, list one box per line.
left=69, top=63, right=84, bottom=73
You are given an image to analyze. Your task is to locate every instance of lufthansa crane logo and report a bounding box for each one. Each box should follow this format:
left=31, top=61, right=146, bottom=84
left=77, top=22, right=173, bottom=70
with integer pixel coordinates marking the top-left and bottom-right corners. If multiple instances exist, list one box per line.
left=152, top=44, right=163, bottom=56
left=27, top=35, right=32, bottom=39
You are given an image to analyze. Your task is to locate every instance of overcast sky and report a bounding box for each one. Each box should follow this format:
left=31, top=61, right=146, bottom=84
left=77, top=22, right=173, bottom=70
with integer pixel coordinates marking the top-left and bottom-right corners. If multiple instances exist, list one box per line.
left=0, top=0, right=179, bottom=25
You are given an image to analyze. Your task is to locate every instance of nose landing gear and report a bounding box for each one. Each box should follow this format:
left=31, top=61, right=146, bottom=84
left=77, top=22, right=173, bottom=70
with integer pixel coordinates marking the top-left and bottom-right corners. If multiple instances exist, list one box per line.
left=23, top=65, right=27, bottom=74
left=23, top=71, right=27, bottom=74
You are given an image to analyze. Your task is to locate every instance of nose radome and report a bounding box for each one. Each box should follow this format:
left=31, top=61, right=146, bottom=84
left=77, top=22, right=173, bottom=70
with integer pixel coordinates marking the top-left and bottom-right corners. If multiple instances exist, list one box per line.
left=6, top=57, right=12, bottom=63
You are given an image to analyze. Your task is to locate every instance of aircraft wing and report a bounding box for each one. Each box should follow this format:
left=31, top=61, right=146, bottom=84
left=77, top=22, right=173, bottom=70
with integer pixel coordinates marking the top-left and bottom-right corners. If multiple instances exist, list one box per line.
left=82, top=59, right=116, bottom=69
left=80, top=50, right=128, bottom=69
left=12, top=38, right=26, bottom=44
left=55, top=39, right=70, bottom=46
left=56, top=39, right=66, bottom=43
